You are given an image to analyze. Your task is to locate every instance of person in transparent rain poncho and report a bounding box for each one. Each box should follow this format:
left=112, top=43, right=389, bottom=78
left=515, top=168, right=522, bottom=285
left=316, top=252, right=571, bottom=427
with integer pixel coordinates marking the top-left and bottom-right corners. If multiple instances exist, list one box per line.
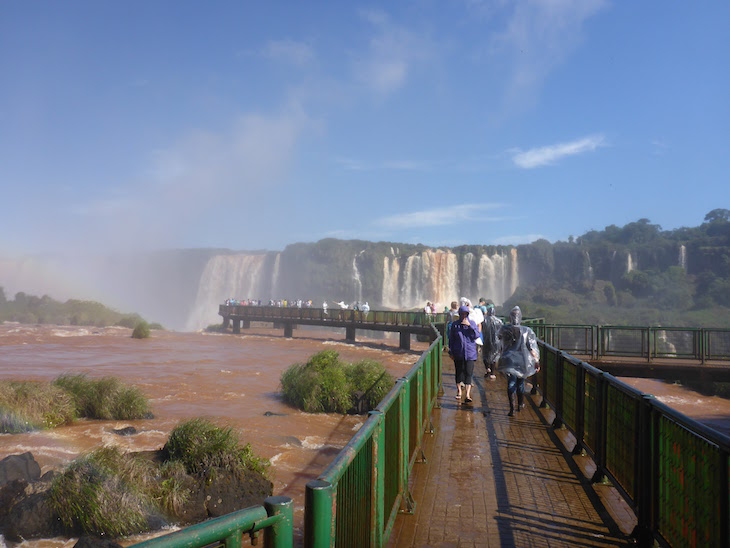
left=482, top=304, right=502, bottom=380
left=497, top=306, right=540, bottom=416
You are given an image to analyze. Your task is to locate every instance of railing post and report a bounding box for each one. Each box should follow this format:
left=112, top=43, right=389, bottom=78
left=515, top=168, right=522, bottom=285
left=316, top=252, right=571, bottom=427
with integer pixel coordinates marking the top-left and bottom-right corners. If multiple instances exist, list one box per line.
left=552, top=352, right=564, bottom=429
left=630, top=395, right=655, bottom=545
left=305, top=479, right=335, bottom=548
left=369, top=410, right=385, bottom=548
left=264, top=496, right=294, bottom=548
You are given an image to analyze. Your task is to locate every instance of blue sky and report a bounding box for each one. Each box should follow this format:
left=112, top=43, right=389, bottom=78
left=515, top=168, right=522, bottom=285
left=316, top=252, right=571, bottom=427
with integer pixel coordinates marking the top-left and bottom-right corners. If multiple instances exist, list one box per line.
left=1, top=1, right=729, bottom=256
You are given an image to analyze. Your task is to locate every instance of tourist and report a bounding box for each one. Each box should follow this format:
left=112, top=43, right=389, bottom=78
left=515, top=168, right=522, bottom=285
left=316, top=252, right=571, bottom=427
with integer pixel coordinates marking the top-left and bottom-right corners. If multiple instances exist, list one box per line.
left=448, top=305, right=480, bottom=404
left=497, top=306, right=540, bottom=416
left=482, top=304, right=502, bottom=379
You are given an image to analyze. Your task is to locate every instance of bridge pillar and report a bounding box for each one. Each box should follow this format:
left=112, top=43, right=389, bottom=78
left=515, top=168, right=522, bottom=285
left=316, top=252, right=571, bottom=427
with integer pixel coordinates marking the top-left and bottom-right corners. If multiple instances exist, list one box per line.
left=242, top=320, right=250, bottom=329
left=346, top=326, right=356, bottom=342
left=284, top=323, right=293, bottom=338
left=400, top=331, right=411, bottom=350
left=232, top=320, right=240, bottom=334
left=222, top=316, right=230, bottom=329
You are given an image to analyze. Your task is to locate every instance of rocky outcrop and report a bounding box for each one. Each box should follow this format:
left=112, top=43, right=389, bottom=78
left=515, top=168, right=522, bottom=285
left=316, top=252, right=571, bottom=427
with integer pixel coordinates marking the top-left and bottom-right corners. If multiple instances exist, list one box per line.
left=0, top=451, right=273, bottom=543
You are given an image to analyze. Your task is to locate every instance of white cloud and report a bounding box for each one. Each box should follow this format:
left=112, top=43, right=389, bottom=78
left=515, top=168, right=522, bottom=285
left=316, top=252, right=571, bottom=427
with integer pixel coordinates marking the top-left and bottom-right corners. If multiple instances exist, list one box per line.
left=512, top=134, right=605, bottom=168
left=261, top=39, right=314, bottom=68
left=375, top=203, right=504, bottom=229
left=486, top=0, right=607, bottom=111
left=353, top=9, right=433, bottom=95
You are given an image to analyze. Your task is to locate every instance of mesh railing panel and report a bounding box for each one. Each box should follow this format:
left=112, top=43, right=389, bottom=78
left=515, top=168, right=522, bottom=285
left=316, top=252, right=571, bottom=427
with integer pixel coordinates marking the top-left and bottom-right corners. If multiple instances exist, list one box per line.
left=408, top=379, right=418, bottom=464
left=706, top=330, right=730, bottom=361
left=561, top=359, right=577, bottom=431
left=545, top=350, right=559, bottom=405
left=605, top=385, right=638, bottom=499
left=583, top=372, right=599, bottom=455
left=553, top=327, right=594, bottom=355
left=658, top=417, right=723, bottom=546
left=335, top=436, right=373, bottom=547
left=652, top=329, right=700, bottom=359
left=383, top=401, right=400, bottom=533
left=602, top=327, right=647, bottom=357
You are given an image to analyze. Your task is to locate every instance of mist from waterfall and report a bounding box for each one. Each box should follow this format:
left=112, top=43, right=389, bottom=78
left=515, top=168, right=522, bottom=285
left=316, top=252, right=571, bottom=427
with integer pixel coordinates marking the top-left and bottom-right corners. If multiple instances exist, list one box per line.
left=185, top=254, right=267, bottom=331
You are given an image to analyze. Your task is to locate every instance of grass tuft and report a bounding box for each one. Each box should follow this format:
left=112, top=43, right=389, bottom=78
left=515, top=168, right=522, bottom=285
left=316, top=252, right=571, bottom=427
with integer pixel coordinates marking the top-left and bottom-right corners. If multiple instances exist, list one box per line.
left=0, top=381, right=75, bottom=432
left=163, top=418, right=270, bottom=477
left=280, top=351, right=395, bottom=414
left=53, top=374, right=151, bottom=420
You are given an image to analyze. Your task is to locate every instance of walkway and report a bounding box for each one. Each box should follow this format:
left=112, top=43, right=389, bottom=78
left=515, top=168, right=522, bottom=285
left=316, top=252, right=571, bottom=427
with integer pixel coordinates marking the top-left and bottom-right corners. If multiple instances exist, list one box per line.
left=388, top=358, right=636, bottom=547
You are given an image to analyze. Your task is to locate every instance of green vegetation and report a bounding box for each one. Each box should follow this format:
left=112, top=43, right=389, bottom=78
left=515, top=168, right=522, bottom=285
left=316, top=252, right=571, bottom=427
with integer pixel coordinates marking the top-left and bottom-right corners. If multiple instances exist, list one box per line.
left=163, top=417, right=269, bottom=477
left=0, top=289, right=160, bottom=329
left=50, top=420, right=270, bottom=537
left=0, top=381, right=76, bottom=432
left=502, top=210, right=730, bottom=327
left=53, top=373, right=151, bottom=421
left=280, top=350, right=395, bottom=413
left=131, top=320, right=151, bottom=339
left=0, top=375, right=151, bottom=433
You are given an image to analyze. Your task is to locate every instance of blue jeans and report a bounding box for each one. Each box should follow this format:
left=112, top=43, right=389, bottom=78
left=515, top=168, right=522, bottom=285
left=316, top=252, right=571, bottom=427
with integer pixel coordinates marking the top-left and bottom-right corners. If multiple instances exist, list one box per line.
left=506, top=374, right=525, bottom=397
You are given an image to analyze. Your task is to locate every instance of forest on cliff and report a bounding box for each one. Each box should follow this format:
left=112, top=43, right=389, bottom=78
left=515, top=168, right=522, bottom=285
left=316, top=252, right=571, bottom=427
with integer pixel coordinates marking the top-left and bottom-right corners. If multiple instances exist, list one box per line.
left=502, top=209, right=730, bottom=326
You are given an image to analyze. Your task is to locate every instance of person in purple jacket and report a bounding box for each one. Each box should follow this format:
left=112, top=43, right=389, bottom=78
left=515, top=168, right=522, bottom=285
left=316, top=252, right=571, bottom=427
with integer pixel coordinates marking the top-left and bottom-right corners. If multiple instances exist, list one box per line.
left=448, top=305, right=480, bottom=404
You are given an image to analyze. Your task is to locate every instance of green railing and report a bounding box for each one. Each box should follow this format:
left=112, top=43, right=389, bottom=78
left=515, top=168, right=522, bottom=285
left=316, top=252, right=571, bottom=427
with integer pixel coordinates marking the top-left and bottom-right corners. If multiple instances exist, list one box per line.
left=132, top=496, right=293, bottom=548
left=532, top=324, right=730, bottom=362
left=536, top=341, right=730, bottom=546
left=304, top=327, right=443, bottom=546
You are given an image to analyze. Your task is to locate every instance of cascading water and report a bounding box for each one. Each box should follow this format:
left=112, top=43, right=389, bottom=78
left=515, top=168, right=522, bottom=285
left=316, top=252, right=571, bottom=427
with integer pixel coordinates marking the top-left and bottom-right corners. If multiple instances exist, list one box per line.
left=627, top=253, right=635, bottom=273
left=185, top=254, right=267, bottom=331
left=382, top=256, right=400, bottom=309
left=584, top=250, right=594, bottom=281
left=510, top=248, right=519, bottom=296
left=679, top=245, right=687, bottom=270
left=271, top=253, right=281, bottom=298
left=353, top=251, right=364, bottom=302
left=379, top=249, right=517, bottom=309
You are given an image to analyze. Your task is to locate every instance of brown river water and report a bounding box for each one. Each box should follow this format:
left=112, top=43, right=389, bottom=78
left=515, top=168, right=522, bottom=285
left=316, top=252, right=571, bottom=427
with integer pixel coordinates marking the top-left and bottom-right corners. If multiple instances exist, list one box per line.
left=0, top=323, right=426, bottom=547
left=2, top=323, right=730, bottom=547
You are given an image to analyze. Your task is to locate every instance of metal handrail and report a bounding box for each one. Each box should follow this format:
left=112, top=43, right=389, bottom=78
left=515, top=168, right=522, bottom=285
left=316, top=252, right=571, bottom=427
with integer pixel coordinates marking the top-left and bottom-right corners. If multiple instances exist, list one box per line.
left=535, top=341, right=730, bottom=546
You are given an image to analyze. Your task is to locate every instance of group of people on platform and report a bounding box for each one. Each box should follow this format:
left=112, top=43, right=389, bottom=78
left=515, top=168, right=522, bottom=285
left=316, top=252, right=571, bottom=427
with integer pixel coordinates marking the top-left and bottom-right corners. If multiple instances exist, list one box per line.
left=446, top=297, right=540, bottom=416
left=224, top=298, right=317, bottom=308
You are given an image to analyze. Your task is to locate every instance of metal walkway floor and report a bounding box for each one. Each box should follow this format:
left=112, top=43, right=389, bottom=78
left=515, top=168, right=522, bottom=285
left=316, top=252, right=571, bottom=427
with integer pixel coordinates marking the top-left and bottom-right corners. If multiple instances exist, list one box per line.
left=387, top=359, right=636, bottom=547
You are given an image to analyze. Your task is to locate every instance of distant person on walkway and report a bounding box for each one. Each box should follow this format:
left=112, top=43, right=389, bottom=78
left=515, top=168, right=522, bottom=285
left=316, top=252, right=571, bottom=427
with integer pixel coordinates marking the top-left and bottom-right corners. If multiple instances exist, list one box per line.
left=482, top=304, right=502, bottom=379
left=322, top=301, right=328, bottom=315
left=448, top=305, right=480, bottom=404
left=361, top=301, right=370, bottom=318
left=497, top=306, right=540, bottom=416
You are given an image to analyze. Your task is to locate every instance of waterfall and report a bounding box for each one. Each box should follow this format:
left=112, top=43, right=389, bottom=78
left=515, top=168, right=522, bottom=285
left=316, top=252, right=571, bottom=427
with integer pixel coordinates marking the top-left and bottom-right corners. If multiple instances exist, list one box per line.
left=476, top=253, right=503, bottom=305
left=271, top=253, right=281, bottom=297
left=679, top=245, right=687, bottom=270
left=510, top=248, right=519, bottom=295
left=627, top=253, right=634, bottom=273
left=382, top=250, right=458, bottom=309
left=352, top=251, right=364, bottom=302
left=461, top=253, right=475, bottom=296
left=185, top=254, right=267, bottom=331
left=382, top=256, right=400, bottom=308
left=584, top=250, right=594, bottom=281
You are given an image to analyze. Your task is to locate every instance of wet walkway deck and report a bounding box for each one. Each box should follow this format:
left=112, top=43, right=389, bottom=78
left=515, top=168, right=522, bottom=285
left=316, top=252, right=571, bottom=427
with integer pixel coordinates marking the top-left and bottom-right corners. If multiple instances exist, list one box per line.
left=387, top=358, right=637, bottom=547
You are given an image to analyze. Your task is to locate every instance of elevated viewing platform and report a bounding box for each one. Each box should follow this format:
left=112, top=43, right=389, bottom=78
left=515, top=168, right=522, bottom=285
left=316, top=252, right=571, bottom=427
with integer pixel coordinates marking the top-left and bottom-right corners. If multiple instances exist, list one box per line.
left=138, top=306, right=730, bottom=547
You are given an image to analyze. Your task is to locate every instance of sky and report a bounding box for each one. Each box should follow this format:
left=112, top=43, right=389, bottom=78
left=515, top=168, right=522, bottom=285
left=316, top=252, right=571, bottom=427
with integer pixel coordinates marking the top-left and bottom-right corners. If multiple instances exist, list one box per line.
left=1, top=1, right=729, bottom=256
